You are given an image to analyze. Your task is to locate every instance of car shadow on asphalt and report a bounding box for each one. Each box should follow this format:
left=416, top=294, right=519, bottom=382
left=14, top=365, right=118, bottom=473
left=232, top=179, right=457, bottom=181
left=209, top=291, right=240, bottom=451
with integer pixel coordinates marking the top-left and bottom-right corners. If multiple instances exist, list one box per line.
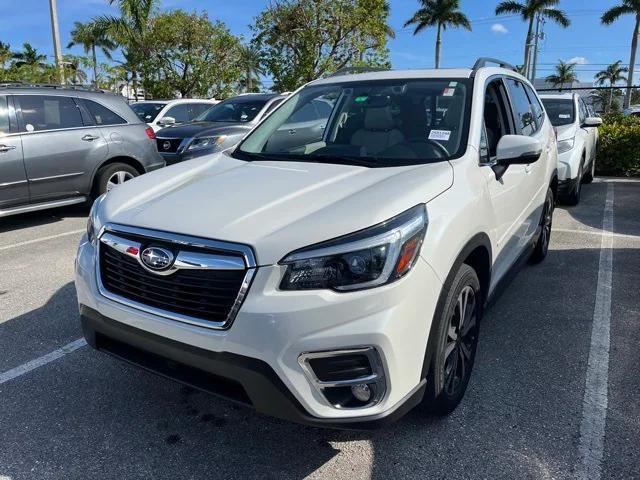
left=1, top=248, right=639, bottom=478
left=0, top=203, right=90, bottom=234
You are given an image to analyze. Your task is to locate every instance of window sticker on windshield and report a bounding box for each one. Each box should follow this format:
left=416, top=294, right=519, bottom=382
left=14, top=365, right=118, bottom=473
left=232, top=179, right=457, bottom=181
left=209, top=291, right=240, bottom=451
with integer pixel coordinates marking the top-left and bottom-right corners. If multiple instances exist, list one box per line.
left=429, top=129, right=451, bottom=141
left=449, top=82, right=458, bottom=87
left=559, top=114, right=571, bottom=119
left=354, top=95, right=369, bottom=103
left=443, top=88, right=455, bottom=97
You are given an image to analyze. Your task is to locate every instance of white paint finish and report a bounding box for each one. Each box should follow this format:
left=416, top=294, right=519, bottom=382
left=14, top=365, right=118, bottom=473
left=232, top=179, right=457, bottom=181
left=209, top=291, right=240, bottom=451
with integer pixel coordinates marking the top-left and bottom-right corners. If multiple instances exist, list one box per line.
left=576, top=182, right=614, bottom=480
left=0, top=338, right=86, bottom=385
left=0, top=229, right=85, bottom=251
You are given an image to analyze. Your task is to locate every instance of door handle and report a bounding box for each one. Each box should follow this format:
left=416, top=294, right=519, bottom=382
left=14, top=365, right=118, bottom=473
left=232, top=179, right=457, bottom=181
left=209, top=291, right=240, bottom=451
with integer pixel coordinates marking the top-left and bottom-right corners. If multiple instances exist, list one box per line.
left=82, top=134, right=100, bottom=141
left=0, top=144, right=16, bottom=152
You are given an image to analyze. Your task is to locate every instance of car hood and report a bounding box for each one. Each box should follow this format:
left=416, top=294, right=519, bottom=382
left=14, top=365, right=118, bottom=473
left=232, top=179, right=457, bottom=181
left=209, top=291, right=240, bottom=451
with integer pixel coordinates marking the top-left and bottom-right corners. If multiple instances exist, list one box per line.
left=156, top=121, right=250, bottom=138
left=555, top=123, right=577, bottom=141
left=99, top=152, right=454, bottom=265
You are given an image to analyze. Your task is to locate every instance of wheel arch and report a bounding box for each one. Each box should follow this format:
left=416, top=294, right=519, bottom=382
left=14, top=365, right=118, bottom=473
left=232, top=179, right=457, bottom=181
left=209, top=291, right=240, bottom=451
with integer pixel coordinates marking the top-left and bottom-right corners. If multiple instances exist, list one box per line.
left=420, top=232, right=492, bottom=379
left=89, top=156, right=146, bottom=196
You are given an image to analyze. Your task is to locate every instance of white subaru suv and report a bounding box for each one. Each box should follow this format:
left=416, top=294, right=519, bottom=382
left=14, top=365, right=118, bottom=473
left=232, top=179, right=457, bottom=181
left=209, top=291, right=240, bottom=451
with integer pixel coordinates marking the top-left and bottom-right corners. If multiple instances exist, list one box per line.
left=539, top=93, right=601, bottom=205
left=75, top=59, right=558, bottom=428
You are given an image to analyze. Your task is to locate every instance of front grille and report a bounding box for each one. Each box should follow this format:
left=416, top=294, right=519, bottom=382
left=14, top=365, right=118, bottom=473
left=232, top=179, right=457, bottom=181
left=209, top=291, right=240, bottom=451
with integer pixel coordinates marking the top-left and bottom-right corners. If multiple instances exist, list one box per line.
left=156, top=138, right=183, bottom=153
left=99, top=238, right=247, bottom=324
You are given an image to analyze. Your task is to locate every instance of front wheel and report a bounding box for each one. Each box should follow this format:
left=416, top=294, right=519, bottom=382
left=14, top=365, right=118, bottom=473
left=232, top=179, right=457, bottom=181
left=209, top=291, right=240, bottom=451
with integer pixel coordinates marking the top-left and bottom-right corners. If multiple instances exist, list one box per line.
left=583, top=157, right=595, bottom=184
left=422, top=264, right=481, bottom=415
left=529, top=187, right=554, bottom=264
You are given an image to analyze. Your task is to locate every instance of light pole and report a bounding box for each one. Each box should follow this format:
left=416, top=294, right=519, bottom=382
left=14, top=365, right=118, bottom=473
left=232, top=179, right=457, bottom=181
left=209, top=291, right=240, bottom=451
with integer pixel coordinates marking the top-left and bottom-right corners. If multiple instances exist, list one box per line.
left=49, top=0, right=65, bottom=84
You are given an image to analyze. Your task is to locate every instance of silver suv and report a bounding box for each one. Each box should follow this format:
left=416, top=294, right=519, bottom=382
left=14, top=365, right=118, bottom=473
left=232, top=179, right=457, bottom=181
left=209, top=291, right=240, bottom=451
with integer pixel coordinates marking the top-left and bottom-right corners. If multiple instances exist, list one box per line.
left=0, top=85, right=164, bottom=218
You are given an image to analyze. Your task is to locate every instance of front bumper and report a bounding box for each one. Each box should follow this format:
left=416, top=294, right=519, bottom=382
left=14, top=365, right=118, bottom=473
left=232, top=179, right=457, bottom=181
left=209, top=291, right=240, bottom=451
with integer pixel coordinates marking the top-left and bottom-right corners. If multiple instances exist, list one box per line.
left=75, top=236, right=442, bottom=426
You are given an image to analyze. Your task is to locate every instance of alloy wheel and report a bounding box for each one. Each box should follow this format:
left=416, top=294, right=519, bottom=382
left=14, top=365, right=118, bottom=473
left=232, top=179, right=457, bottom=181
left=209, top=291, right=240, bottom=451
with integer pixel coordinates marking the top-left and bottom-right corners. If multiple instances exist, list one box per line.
left=540, top=191, right=553, bottom=255
left=443, top=285, right=478, bottom=396
left=106, top=171, right=134, bottom=192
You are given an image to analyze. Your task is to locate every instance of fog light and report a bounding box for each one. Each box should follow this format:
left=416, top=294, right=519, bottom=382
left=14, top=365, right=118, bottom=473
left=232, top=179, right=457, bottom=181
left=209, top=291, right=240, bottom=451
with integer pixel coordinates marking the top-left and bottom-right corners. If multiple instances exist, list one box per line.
left=351, top=383, right=372, bottom=402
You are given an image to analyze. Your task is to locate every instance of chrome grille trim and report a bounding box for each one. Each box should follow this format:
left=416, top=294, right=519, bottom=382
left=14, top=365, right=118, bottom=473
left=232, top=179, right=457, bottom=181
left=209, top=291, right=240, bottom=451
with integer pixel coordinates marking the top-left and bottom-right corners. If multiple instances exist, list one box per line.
left=96, top=223, right=257, bottom=330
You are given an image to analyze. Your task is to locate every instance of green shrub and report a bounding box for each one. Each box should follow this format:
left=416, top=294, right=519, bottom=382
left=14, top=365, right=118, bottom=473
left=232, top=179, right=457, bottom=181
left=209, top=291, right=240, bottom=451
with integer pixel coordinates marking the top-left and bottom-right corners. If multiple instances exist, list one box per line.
left=596, top=117, right=640, bottom=177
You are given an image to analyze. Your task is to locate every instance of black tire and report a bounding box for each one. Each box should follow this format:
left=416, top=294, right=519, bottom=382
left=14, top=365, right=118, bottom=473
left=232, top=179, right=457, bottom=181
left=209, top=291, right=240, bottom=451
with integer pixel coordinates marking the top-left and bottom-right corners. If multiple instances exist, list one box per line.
left=564, top=162, right=583, bottom=206
left=583, top=157, right=595, bottom=184
left=422, top=264, right=482, bottom=415
left=529, top=187, right=554, bottom=264
left=93, top=163, right=139, bottom=197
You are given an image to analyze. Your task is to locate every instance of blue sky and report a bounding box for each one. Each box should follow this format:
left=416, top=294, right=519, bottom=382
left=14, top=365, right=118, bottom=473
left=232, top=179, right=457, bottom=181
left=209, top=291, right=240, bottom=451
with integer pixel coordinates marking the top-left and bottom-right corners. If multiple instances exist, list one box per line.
left=1, top=0, right=634, bottom=85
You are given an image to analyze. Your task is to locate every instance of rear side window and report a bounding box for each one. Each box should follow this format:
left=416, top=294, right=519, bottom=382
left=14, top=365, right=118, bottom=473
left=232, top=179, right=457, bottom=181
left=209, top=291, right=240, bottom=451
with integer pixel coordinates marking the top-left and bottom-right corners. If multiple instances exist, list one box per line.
left=505, top=79, right=537, bottom=136
left=165, top=104, right=192, bottom=123
left=0, top=96, right=10, bottom=135
left=84, top=99, right=126, bottom=125
left=16, top=95, right=83, bottom=132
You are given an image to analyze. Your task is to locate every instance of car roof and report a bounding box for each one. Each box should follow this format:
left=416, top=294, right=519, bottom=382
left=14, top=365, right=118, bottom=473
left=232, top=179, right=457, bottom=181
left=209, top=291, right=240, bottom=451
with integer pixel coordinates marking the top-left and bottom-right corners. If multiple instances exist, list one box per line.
left=227, top=93, right=282, bottom=101
left=310, top=68, right=474, bottom=85
left=133, top=99, right=215, bottom=105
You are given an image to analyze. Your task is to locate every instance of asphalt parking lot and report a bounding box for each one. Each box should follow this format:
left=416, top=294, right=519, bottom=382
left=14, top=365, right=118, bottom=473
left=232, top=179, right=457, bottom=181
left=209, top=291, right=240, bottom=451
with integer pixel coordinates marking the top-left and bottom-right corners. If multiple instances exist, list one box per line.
left=1, top=178, right=639, bottom=480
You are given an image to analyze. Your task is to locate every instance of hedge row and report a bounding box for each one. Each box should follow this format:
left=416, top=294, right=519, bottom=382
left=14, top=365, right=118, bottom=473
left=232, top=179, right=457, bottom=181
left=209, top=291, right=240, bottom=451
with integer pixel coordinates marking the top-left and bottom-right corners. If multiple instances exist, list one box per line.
left=596, top=114, right=640, bottom=177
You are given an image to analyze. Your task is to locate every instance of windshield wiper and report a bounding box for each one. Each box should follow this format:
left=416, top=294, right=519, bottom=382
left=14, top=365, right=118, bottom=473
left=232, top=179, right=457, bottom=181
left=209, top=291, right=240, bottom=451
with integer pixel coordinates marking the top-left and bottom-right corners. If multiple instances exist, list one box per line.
left=235, top=151, right=381, bottom=167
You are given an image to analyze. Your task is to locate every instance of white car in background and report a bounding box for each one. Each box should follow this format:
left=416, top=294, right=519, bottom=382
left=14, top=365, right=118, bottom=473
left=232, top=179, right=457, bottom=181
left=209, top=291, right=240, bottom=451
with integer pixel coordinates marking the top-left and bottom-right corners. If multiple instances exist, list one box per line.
left=540, top=93, right=602, bottom=205
left=131, top=99, right=219, bottom=132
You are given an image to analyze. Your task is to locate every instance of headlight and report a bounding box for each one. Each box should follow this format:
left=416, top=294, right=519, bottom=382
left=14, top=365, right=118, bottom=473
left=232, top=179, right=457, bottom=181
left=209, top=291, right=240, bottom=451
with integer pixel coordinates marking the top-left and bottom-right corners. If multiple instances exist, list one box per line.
left=87, top=194, right=105, bottom=245
left=186, top=136, right=226, bottom=152
left=557, top=137, right=575, bottom=154
left=279, top=205, right=427, bottom=291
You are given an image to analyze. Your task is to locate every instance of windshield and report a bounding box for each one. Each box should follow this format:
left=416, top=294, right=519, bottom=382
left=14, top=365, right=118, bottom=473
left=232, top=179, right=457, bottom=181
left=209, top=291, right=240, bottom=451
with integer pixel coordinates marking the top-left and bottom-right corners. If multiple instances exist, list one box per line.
left=235, top=79, right=470, bottom=167
left=541, top=98, right=575, bottom=127
left=196, top=98, right=268, bottom=123
left=131, top=102, right=166, bottom=122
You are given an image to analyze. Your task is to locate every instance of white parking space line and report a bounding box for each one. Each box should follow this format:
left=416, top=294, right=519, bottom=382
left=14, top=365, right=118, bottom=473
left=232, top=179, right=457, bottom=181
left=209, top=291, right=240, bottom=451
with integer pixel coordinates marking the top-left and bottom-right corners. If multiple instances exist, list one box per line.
left=553, top=228, right=639, bottom=242
left=0, top=338, right=86, bottom=385
left=0, top=229, right=85, bottom=251
left=576, top=183, right=614, bottom=480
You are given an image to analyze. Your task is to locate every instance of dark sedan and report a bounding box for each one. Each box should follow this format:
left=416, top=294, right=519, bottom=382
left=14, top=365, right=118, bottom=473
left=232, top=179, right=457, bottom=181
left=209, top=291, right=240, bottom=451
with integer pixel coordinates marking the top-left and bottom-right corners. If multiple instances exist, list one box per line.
left=155, top=93, right=287, bottom=165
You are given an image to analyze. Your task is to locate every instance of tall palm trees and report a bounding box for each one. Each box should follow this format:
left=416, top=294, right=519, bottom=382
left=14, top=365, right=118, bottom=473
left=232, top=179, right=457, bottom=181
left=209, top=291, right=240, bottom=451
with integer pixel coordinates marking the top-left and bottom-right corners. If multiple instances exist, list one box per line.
left=0, top=42, right=11, bottom=70
left=404, top=0, right=471, bottom=68
left=12, top=43, right=47, bottom=68
left=238, top=45, right=263, bottom=92
left=595, top=60, right=629, bottom=111
left=602, top=0, right=640, bottom=109
left=495, top=0, right=570, bottom=79
left=94, top=0, right=159, bottom=97
left=67, top=20, right=116, bottom=86
left=545, top=60, right=577, bottom=89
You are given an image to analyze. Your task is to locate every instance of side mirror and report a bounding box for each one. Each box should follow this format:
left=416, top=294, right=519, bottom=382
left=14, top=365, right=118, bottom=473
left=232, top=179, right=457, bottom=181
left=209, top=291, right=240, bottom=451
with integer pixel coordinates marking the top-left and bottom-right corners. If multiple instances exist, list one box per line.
left=492, top=135, right=542, bottom=181
left=158, top=116, right=176, bottom=126
left=582, top=116, right=602, bottom=128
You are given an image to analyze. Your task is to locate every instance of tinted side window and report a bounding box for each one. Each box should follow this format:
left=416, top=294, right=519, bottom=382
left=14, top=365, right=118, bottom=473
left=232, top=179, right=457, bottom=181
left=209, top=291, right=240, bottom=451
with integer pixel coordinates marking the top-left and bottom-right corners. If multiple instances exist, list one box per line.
left=84, top=99, right=126, bottom=125
left=165, top=104, right=192, bottom=123
left=264, top=99, right=284, bottom=115
left=0, top=96, right=10, bottom=135
left=190, top=103, right=211, bottom=118
left=289, top=102, right=319, bottom=123
left=505, top=79, right=536, bottom=136
left=17, top=95, right=83, bottom=132
left=524, top=84, right=545, bottom=129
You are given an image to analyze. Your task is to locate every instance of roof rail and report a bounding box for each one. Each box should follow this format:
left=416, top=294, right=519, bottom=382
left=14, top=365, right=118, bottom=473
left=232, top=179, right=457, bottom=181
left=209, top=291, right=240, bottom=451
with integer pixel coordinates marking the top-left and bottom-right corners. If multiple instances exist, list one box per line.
left=0, top=82, right=111, bottom=93
left=328, top=66, right=389, bottom=78
left=471, top=57, right=517, bottom=76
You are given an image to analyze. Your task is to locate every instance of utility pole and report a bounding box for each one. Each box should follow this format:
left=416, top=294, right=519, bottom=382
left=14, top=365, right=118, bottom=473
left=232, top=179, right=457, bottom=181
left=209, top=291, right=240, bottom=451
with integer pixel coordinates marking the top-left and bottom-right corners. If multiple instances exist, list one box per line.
left=49, top=0, right=65, bottom=84
left=530, top=14, right=545, bottom=83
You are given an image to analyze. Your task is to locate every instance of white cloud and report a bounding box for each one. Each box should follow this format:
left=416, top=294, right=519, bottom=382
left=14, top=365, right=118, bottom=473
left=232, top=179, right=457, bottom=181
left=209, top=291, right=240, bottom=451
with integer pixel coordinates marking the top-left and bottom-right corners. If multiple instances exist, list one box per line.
left=491, top=23, right=509, bottom=34
left=567, top=56, right=589, bottom=65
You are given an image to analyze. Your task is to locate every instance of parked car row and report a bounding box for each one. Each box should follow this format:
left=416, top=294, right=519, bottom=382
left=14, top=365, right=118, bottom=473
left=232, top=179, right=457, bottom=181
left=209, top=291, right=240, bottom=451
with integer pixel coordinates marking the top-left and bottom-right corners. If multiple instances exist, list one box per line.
left=77, top=58, right=561, bottom=428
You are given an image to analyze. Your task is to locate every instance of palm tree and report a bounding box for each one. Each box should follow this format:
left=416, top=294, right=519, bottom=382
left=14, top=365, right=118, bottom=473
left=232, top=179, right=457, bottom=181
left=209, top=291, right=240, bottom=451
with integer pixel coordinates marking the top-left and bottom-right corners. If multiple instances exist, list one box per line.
left=239, top=45, right=263, bottom=92
left=67, top=21, right=116, bottom=87
left=602, top=1, right=640, bottom=109
left=93, top=0, right=159, bottom=97
left=404, top=0, right=471, bottom=68
left=595, top=60, right=629, bottom=111
left=12, top=42, right=47, bottom=68
left=545, top=60, right=577, bottom=89
left=62, top=55, right=89, bottom=85
left=495, top=0, right=570, bottom=79
left=0, top=42, right=11, bottom=70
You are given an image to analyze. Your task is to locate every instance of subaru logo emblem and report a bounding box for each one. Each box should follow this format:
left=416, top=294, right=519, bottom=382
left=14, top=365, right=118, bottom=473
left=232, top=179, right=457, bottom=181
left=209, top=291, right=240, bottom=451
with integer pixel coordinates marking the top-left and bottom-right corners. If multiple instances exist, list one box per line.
left=162, top=140, right=171, bottom=150
left=140, top=247, right=174, bottom=271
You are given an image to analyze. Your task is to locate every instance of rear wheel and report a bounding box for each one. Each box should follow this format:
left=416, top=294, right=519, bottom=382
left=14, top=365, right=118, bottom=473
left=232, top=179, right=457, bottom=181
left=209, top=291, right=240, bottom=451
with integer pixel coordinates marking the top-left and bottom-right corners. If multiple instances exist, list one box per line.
left=94, top=163, right=139, bottom=197
left=530, top=187, right=554, bottom=264
left=422, top=264, right=481, bottom=415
